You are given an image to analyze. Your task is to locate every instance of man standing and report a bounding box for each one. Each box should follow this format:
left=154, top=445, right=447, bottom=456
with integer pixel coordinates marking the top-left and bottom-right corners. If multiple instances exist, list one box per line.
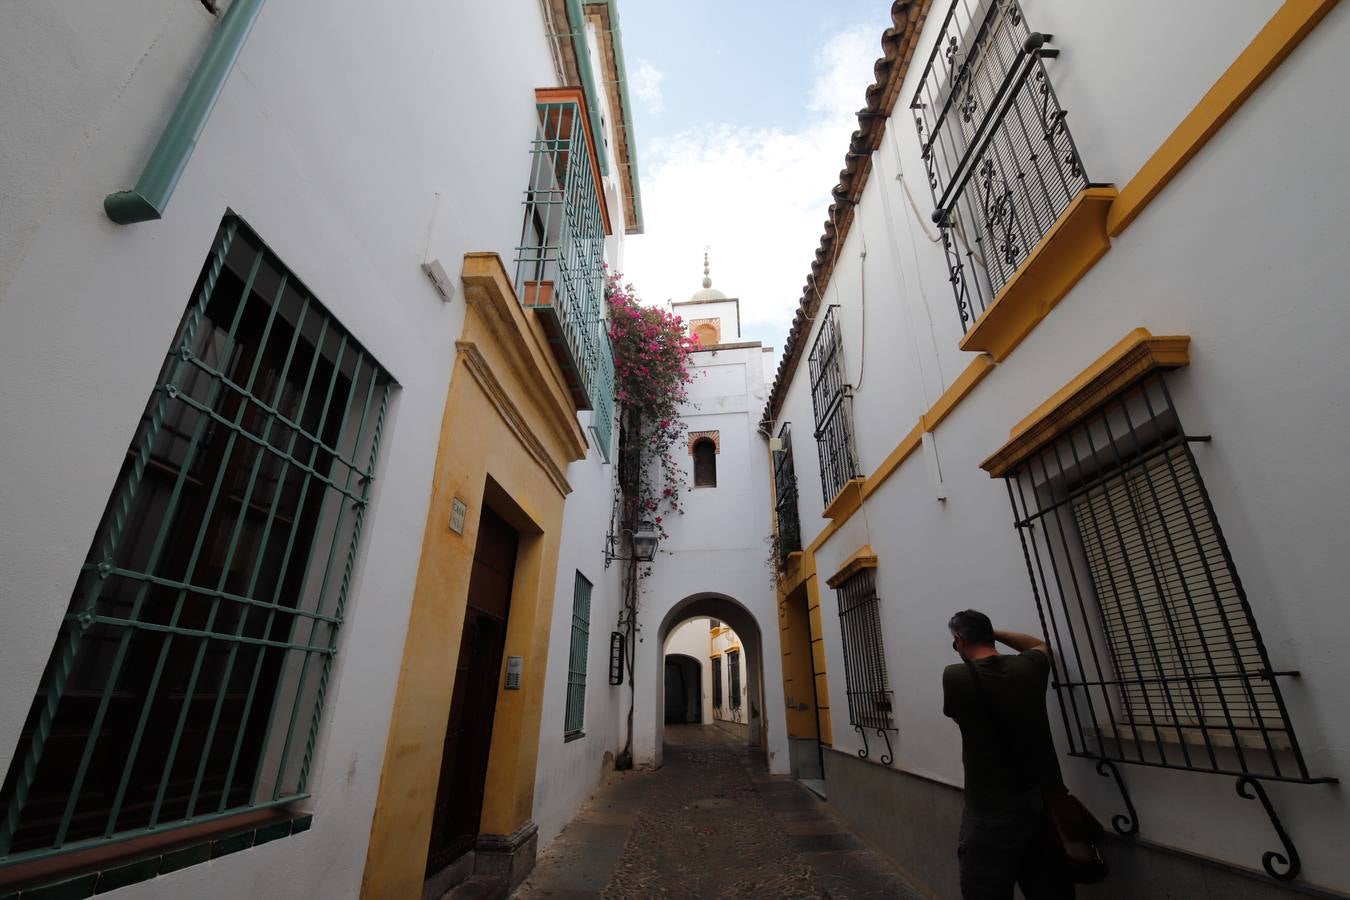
left=943, top=609, right=1073, bottom=900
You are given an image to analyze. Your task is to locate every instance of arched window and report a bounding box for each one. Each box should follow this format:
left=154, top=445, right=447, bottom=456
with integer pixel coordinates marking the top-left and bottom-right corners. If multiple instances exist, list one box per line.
left=693, top=438, right=717, bottom=487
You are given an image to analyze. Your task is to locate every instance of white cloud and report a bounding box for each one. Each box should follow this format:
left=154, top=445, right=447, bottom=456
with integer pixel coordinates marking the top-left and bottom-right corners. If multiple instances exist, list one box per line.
left=621, top=25, right=880, bottom=356
left=631, top=60, right=665, bottom=115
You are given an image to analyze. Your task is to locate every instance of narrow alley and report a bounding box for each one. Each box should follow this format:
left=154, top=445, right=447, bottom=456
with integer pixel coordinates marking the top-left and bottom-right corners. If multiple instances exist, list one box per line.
left=515, top=726, right=925, bottom=899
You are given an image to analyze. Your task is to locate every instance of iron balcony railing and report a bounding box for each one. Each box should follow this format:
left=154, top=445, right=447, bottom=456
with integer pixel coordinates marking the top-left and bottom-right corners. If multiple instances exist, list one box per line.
left=773, top=425, right=802, bottom=564
left=836, top=568, right=895, bottom=766
left=515, top=96, right=615, bottom=452
left=1000, top=371, right=1335, bottom=880
left=0, top=218, right=392, bottom=867
left=808, top=306, right=859, bottom=504
left=912, top=0, right=1089, bottom=330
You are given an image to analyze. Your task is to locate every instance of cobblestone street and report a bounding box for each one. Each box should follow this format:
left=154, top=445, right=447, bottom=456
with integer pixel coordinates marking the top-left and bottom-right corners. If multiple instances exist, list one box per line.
left=514, top=725, right=929, bottom=899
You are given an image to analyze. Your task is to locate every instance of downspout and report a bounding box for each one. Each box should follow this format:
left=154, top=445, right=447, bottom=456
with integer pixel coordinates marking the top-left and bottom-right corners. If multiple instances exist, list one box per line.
left=587, top=0, right=645, bottom=233
left=564, top=0, right=610, bottom=176
left=104, top=0, right=267, bottom=224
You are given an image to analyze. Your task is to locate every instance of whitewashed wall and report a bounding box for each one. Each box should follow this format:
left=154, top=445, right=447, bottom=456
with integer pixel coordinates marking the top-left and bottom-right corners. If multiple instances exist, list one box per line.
left=771, top=0, right=1350, bottom=892
left=664, top=618, right=715, bottom=725
left=633, top=341, right=789, bottom=773
left=0, top=0, right=629, bottom=895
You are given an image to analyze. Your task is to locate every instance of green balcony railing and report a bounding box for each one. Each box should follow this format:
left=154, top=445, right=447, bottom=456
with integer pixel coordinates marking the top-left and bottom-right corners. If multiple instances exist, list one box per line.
left=515, top=97, right=614, bottom=441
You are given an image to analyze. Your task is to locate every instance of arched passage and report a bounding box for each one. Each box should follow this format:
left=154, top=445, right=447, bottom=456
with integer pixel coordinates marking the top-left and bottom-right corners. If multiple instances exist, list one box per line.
left=648, top=594, right=768, bottom=769
left=663, top=653, right=702, bottom=723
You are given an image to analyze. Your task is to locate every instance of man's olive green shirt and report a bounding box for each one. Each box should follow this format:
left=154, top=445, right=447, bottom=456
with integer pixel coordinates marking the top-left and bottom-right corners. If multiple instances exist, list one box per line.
left=943, top=650, right=1065, bottom=811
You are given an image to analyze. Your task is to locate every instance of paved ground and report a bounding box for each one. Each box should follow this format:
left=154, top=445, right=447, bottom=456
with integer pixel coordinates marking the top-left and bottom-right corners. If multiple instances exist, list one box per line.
left=513, top=725, right=930, bottom=899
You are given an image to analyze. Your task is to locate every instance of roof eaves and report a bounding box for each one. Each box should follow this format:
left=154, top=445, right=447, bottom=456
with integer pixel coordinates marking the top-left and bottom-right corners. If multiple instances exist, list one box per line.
left=762, top=0, right=935, bottom=429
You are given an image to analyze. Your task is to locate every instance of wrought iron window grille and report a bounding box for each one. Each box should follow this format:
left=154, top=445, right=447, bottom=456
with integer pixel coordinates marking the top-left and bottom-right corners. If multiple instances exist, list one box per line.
left=0, top=217, right=393, bottom=867
left=711, top=656, right=724, bottom=710
left=808, top=306, right=860, bottom=504
left=772, top=424, right=803, bottom=564
left=727, top=650, right=743, bottom=713
left=514, top=95, right=615, bottom=460
left=608, top=632, right=625, bottom=687
left=564, top=572, right=593, bottom=736
left=835, top=568, right=896, bottom=766
left=1000, top=371, right=1335, bottom=880
left=911, top=0, right=1094, bottom=331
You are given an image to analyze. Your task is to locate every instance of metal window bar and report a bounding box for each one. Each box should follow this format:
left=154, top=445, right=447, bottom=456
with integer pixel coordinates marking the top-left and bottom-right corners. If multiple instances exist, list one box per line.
left=711, top=658, right=723, bottom=710
left=773, top=425, right=802, bottom=562
left=727, top=650, right=742, bottom=711
left=0, top=217, right=393, bottom=866
left=1001, top=372, right=1330, bottom=786
left=807, top=307, right=859, bottom=503
left=836, top=569, right=895, bottom=733
left=515, top=98, right=614, bottom=434
left=564, top=572, right=592, bottom=735
left=911, top=0, right=1090, bottom=331
left=1001, top=372, right=1335, bottom=878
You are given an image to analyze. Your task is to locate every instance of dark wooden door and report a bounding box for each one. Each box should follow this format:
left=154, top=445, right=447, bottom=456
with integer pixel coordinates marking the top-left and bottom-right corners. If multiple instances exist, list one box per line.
left=425, top=507, right=518, bottom=876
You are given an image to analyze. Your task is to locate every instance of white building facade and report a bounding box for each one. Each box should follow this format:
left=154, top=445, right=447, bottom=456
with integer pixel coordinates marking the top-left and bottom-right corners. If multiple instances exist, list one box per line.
left=764, top=0, right=1350, bottom=897
left=0, top=0, right=646, bottom=897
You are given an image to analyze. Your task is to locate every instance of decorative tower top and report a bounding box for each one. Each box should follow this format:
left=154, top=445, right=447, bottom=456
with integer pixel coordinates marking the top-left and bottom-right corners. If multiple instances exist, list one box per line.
left=702, top=246, right=712, bottom=289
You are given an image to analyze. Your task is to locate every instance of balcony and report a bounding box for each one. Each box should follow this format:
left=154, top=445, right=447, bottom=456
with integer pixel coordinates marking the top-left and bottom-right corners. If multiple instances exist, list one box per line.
left=516, top=88, right=614, bottom=416
left=912, top=0, right=1114, bottom=361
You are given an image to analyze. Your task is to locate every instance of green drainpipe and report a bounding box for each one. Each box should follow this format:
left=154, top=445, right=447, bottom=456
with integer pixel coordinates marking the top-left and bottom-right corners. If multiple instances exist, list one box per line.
left=104, top=0, right=267, bottom=224
left=585, top=0, right=644, bottom=234
left=565, top=0, right=610, bottom=177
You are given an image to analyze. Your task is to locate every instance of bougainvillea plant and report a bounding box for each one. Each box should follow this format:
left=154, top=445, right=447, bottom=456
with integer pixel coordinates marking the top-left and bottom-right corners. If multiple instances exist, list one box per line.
left=605, top=268, right=698, bottom=768
left=606, top=270, right=699, bottom=544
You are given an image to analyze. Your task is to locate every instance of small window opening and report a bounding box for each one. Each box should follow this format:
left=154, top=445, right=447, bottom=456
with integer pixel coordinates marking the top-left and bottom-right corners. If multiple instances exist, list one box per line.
left=693, top=438, right=717, bottom=487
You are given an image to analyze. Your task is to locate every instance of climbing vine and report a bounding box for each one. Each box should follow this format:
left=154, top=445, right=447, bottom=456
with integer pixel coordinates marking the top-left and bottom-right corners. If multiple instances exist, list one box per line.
left=605, top=269, right=698, bottom=768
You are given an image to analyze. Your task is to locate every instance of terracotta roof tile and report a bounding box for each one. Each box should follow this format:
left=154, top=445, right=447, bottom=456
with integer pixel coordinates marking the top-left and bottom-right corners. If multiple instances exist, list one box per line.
left=763, top=0, right=934, bottom=428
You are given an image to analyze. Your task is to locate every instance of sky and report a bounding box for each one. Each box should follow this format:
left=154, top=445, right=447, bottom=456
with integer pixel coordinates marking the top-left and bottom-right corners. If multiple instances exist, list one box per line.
left=613, top=0, right=899, bottom=354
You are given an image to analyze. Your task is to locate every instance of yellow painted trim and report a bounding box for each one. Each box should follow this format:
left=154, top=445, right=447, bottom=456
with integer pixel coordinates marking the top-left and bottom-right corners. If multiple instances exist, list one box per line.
left=860, top=421, right=924, bottom=503
left=920, top=354, right=997, bottom=433
left=461, top=253, right=589, bottom=461
left=1107, top=0, right=1342, bottom=236
left=822, top=477, right=866, bottom=521
left=981, top=328, right=1191, bottom=477
left=826, top=544, right=879, bottom=589
left=959, top=187, right=1117, bottom=362
left=362, top=254, right=580, bottom=898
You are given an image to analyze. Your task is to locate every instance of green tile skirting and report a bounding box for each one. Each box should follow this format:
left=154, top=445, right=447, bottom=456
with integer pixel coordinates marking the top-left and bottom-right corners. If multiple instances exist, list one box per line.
left=0, top=813, right=312, bottom=899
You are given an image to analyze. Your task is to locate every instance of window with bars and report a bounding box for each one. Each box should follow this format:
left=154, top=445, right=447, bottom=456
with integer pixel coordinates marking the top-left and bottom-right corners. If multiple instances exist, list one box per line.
left=514, top=93, right=615, bottom=461
left=835, top=568, right=895, bottom=736
left=911, top=0, right=1090, bottom=331
left=564, top=572, right=592, bottom=738
left=807, top=306, right=858, bottom=504
left=711, top=657, right=723, bottom=710
left=1001, top=371, right=1323, bottom=785
left=0, top=217, right=393, bottom=866
left=727, top=650, right=742, bottom=711
left=772, top=424, right=802, bottom=562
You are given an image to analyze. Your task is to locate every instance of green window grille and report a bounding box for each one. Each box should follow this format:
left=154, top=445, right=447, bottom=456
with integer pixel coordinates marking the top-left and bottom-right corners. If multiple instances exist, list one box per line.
left=564, top=572, right=592, bottom=737
left=0, top=216, right=393, bottom=865
left=514, top=95, right=616, bottom=460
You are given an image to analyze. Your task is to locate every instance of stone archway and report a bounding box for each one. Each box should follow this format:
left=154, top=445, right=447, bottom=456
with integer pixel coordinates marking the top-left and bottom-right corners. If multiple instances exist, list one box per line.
left=641, top=593, right=774, bottom=770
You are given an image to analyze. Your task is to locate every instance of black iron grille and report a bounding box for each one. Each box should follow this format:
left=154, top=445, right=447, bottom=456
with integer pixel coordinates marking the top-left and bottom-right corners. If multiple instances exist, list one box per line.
left=773, top=425, right=803, bottom=562
left=911, top=0, right=1089, bottom=330
left=711, top=656, right=723, bottom=710
left=808, top=307, right=858, bottom=504
left=727, top=650, right=742, bottom=711
left=1002, top=372, right=1323, bottom=786
left=836, top=569, right=894, bottom=733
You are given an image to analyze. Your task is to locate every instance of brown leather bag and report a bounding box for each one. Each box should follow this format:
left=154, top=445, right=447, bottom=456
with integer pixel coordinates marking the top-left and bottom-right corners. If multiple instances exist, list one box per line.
left=964, top=659, right=1109, bottom=884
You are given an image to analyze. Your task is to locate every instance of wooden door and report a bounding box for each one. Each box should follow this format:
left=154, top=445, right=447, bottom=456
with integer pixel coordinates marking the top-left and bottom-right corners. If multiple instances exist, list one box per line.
left=425, top=507, right=518, bottom=876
